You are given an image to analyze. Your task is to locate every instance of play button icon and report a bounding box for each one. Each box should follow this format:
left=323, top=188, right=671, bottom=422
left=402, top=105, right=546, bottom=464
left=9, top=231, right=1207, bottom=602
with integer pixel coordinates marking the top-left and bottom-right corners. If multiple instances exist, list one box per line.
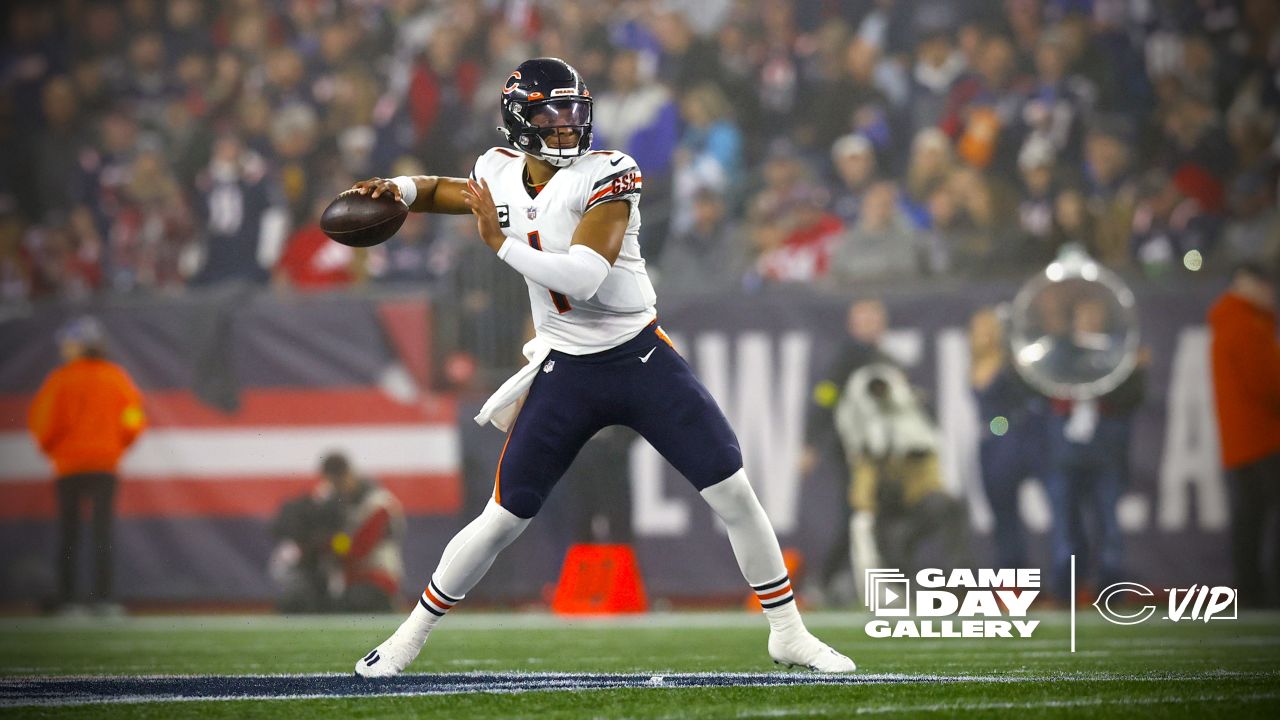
left=865, top=571, right=910, bottom=615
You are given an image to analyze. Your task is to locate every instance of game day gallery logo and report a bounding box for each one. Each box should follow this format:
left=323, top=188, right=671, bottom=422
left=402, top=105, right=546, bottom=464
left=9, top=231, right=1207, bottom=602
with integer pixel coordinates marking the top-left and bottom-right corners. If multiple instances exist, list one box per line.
left=864, top=568, right=1040, bottom=639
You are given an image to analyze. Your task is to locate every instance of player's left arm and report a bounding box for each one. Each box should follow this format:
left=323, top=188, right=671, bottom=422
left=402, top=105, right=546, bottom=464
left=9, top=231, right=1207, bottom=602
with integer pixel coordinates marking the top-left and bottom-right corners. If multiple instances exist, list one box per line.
left=569, top=200, right=628, bottom=264
left=463, top=178, right=616, bottom=301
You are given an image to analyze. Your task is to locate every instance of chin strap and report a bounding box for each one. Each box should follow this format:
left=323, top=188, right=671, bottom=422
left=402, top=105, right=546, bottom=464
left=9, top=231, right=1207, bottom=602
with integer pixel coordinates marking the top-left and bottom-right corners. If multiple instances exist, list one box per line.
left=541, top=153, right=578, bottom=168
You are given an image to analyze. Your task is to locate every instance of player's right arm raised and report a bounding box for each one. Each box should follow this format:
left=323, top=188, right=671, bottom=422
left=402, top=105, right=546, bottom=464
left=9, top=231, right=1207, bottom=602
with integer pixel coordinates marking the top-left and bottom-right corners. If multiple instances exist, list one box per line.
left=350, top=176, right=472, bottom=214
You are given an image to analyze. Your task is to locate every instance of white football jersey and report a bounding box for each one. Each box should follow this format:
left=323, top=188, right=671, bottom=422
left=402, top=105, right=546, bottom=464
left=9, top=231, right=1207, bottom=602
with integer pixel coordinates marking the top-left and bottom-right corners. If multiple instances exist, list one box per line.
left=471, top=147, right=658, bottom=354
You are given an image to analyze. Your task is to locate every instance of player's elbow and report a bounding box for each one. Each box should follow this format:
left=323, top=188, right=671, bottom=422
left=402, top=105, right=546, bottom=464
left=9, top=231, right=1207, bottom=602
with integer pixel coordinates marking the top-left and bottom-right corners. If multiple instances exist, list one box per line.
left=563, top=246, right=610, bottom=300
left=563, top=275, right=606, bottom=301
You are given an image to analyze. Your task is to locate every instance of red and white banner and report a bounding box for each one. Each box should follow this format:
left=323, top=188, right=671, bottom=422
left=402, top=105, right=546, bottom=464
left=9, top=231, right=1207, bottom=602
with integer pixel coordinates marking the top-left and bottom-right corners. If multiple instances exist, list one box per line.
left=0, top=388, right=462, bottom=519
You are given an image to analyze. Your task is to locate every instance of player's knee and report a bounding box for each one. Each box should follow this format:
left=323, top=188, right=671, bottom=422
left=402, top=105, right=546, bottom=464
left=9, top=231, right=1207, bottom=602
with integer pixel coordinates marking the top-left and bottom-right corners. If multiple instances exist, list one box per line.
left=498, top=488, right=545, bottom=519
left=714, top=445, right=744, bottom=481
left=686, top=446, right=745, bottom=492
left=699, top=468, right=762, bottom=523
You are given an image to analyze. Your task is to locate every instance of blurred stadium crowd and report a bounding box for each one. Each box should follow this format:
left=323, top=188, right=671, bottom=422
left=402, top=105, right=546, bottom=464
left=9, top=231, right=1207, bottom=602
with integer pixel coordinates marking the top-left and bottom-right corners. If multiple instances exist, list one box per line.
left=1, top=0, right=1277, bottom=302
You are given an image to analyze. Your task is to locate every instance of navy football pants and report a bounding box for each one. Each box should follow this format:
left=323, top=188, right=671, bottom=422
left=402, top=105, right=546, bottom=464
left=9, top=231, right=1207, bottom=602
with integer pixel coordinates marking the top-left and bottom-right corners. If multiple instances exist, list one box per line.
left=494, top=322, right=743, bottom=519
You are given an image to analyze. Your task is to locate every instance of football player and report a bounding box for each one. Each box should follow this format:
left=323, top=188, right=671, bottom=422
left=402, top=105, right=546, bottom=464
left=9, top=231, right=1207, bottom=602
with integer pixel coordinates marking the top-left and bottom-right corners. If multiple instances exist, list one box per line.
left=351, top=58, right=855, bottom=676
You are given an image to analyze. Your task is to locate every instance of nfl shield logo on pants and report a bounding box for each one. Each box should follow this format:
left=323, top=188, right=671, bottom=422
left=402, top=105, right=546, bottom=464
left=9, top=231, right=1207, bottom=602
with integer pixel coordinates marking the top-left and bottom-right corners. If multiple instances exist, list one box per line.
left=542, top=360, right=555, bottom=373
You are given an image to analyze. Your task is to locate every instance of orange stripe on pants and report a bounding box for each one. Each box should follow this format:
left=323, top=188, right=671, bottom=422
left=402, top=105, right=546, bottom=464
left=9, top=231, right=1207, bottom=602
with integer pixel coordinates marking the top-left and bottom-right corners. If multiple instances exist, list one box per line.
left=493, top=431, right=514, bottom=505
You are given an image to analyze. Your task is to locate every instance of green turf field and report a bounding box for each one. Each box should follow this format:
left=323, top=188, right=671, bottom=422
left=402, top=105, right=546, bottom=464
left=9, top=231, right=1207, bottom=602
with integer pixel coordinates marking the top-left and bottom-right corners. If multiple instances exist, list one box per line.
left=1, top=610, right=1278, bottom=718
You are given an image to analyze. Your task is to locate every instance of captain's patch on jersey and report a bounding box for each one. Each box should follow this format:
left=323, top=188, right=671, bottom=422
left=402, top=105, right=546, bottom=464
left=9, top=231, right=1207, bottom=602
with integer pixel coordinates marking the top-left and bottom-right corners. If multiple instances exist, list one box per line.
left=496, top=204, right=510, bottom=228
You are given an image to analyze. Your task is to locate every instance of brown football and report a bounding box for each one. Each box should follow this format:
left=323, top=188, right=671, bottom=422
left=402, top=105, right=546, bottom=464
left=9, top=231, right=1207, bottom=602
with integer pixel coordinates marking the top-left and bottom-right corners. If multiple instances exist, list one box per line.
left=320, top=189, right=408, bottom=247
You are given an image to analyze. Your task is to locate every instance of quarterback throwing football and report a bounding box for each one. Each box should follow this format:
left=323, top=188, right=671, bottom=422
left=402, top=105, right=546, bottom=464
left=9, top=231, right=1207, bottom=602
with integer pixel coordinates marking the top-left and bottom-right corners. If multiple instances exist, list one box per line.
left=351, top=58, right=854, bottom=676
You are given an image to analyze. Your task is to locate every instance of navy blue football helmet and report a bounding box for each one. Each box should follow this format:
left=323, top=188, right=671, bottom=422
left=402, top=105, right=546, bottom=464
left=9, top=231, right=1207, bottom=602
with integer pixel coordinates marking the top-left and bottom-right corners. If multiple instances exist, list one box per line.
left=498, top=58, right=593, bottom=167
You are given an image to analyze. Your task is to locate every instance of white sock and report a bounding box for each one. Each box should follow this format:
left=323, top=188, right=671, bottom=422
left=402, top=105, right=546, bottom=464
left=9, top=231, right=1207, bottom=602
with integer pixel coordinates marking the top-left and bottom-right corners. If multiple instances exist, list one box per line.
left=751, top=573, right=805, bottom=634
left=402, top=500, right=530, bottom=634
left=396, top=586, right=448, bottom=645
left=700, top=468, right=806, bottom=635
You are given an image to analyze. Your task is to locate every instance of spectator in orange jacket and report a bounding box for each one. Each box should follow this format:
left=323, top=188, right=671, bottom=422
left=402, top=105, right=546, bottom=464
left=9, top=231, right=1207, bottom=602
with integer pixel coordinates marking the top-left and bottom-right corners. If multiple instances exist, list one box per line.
left=1209, top=262, right=1280, bottom=608
left=27, top=316, right=146, bottom=613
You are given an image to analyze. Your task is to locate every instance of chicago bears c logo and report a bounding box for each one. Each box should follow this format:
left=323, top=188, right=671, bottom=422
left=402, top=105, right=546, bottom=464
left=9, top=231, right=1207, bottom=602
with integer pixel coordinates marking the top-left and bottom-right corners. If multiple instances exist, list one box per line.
left=503, top=71, right=522, bottom=95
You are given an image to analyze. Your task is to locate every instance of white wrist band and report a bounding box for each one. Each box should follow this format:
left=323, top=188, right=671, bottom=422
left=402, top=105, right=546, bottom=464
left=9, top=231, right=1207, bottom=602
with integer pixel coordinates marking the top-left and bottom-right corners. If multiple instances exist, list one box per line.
left=390, top=176, right=418, bottom=207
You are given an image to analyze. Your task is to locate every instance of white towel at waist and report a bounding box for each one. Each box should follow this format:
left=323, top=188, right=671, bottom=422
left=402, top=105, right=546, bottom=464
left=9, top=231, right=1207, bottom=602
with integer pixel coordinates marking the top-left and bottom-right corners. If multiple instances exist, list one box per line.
left=473, top=336, right=552, bottom=432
